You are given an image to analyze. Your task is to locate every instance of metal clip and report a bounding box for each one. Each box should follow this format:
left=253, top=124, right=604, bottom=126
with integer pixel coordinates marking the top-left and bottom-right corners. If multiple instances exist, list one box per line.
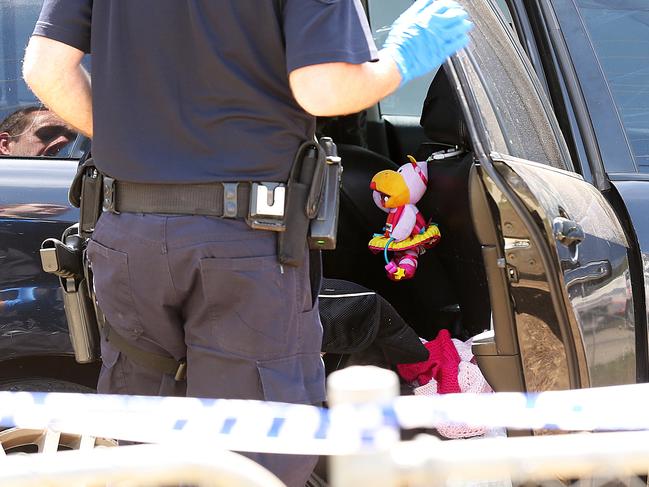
left=102, top=177, right=119, bottom=214
left=247, top=182, right=286, bottom=232
left=175, top=359, right=187, bottom=381
left=222, top=183, right=239, bottom=218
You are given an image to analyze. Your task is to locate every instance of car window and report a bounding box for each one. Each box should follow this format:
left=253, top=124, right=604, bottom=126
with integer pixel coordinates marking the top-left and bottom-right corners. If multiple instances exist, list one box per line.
left=574, top=1, right=649, bottom=172
left=367, top=0, right=515, bottom=119
left=457, top=0, right=571, bottom=171
left=492, top=0, right=514, bottom=27
left=367, top=0, right=437, bottom=117
left=0, top=0, right=82, bottom=158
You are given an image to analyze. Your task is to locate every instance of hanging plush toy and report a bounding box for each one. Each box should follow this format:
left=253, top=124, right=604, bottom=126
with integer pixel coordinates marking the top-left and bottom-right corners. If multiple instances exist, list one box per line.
left=368, top=156, right=440, bottom=281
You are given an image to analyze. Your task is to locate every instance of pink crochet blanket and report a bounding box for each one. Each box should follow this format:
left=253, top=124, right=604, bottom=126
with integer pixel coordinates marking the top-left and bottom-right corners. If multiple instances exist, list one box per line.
left=397, top=329, right=461, bottom=393
left=396, top=329, right=493, bottom=438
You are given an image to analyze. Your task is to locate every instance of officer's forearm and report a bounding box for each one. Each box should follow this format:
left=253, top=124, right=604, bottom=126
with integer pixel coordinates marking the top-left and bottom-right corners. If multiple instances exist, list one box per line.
left=23, top=36, right=93, bottom=138
left=289, top=52, right=402, bottom=117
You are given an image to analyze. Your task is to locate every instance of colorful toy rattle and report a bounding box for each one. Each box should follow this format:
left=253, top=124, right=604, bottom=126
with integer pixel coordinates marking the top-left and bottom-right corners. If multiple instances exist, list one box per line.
left=368, top=156, right=440, bottom=281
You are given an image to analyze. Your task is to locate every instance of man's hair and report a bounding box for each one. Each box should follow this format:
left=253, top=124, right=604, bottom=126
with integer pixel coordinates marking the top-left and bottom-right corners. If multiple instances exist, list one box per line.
left=0, top=106, right=50, bottom=138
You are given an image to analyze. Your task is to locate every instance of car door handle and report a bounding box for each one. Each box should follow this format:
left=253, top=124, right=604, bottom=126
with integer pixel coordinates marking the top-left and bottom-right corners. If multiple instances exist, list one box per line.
left=553, top=217, right=585, bottom=246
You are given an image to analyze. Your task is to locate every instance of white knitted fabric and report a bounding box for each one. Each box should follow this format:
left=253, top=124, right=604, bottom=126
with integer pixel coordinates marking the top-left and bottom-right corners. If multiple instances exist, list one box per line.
left=453, top=338, right=473, bottom=362
left=413, top=337, right=493, bottom=439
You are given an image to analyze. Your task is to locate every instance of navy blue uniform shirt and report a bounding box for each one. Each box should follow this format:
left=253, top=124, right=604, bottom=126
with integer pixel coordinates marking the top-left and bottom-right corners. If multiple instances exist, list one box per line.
left=33, top=0, right=377, bottom=183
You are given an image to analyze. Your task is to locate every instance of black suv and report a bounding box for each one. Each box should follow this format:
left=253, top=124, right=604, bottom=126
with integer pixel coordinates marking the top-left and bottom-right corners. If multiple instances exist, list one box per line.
left=0, top=0, right=647, bottom=394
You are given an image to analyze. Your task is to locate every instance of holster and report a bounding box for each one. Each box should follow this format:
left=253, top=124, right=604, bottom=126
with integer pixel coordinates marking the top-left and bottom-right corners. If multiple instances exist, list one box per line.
left=278, top=141, right=323, bottom=266
left=39, top=150, right=103, bottom=363
left=308, top=137, right=342, bottom=250
left=278, top=137, right=342, bottom=266
left=40, top=225, right=101, bottom=363
left=50, top=153, right=188, bottom=377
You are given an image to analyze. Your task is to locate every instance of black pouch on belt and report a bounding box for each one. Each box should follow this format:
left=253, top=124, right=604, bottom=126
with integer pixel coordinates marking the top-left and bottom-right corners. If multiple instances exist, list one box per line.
left=68, top=152, right=103, bottom=239
left=278, top=140, right=326, bottom=266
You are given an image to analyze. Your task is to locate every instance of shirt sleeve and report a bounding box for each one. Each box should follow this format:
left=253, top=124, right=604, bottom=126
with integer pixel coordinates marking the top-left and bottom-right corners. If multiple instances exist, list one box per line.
left=283, top=0, right=378, bottom=73
left=32, top=0, right=92, bottom=54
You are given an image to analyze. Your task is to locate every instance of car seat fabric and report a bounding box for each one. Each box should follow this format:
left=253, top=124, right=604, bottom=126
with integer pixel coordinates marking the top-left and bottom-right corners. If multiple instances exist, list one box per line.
left=322, top=144, right=458, bottom=338
left=418, top=69, right=492, bottom=336
left=418, top=152, right=492, bottom=336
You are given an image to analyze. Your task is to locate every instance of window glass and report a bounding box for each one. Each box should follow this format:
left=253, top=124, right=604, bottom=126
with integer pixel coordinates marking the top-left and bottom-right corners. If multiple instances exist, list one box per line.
left=575, top=1, right=649, bottom=172
left=0, top=0, right=80, bottom=158
left=457, top=0, right=570, bottom=170
left=367, top=0, right=437, bottom=117
left=493, top=0, right=514, bottom=27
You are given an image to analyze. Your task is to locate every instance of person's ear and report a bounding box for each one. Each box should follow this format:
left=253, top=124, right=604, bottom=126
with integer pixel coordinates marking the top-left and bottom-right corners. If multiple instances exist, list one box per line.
left=0, top=132, right=13, bottom=155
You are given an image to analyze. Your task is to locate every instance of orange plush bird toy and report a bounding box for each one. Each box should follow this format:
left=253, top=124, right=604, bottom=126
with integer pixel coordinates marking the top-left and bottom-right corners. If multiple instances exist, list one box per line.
left=369, top=156, right=440, bottom=281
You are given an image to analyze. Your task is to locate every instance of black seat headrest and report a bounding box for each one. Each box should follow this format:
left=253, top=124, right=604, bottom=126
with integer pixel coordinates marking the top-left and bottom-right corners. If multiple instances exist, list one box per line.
left=420, top=69, right=468, bottom=147
left=337, top=144, right=399, bottom=233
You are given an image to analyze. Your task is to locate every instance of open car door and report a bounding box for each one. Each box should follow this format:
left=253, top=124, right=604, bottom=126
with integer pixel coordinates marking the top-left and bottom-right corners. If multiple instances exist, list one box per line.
left=451, top=0, right=635, bottom=392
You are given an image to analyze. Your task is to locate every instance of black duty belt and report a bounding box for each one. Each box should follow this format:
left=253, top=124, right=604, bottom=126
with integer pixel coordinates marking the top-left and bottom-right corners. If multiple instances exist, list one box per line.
left=102, top=177, right=251, bottom=218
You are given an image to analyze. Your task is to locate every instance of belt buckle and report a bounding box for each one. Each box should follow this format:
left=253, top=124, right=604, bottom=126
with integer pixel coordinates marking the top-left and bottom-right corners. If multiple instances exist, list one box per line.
left=247, top=182, right=286, bottom=232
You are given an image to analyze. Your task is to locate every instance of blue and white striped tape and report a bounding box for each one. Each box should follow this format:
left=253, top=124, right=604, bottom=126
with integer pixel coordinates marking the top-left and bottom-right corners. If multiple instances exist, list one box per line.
left=0, top=392, right=400, bottom=455
left=393, top=382, right=649, bottom=432
left=2, top=383, right=649, bottom=455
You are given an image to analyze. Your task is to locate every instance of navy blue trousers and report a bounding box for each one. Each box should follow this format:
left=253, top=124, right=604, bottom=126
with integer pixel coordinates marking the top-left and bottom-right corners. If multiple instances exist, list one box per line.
left=87, top=212, right=325, bottom=486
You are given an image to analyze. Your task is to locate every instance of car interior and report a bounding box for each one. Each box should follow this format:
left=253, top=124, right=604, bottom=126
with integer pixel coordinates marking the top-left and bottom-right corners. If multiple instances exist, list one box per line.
left=318, top=67, right=494, bottom=381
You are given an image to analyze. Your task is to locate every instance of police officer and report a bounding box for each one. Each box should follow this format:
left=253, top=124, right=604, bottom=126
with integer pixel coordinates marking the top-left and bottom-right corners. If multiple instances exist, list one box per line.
left=23, top=0, right=471, bottom=485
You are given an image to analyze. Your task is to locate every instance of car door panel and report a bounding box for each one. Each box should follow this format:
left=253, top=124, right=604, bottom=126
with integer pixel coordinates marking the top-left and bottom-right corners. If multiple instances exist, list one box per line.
left=469, top=157, right=580, bottom=391
left=469, top=164, right=526, bottom=393
left=0, top=159, right=78, bottom=360
left=611, top=179, right=649, bottom=376
left=493, top=153, right=634, bottom=387
left=459, top=67, right=635, bottom=389
left=453, top=0, right=636, bottom=390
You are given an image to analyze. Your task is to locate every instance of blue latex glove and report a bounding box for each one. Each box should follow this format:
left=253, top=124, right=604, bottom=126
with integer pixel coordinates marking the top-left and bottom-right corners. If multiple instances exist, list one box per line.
left=382, top=0, right=473, bottom=86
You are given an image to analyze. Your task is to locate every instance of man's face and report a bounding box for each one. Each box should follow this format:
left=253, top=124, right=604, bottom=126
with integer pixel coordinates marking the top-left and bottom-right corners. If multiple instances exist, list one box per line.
left=0, top=111, right=77, bottom=157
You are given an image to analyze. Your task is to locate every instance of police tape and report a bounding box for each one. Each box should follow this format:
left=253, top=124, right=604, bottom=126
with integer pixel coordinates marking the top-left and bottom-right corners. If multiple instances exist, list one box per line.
left=2, top=383, right=649, bottom=455
left=0, top=392, right=374, bottom=455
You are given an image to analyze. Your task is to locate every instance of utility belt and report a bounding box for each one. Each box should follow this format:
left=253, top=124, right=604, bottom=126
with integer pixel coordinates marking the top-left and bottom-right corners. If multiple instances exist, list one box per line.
left=73, top=137, right=341, bottom=257
left=40, top=138, right=342, bottom=378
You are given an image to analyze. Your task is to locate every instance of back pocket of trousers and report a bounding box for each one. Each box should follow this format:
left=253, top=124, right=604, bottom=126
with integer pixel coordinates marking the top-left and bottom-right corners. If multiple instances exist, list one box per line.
left=200, top=255, right=295, bottom=358
left=86, top=239, right=141, bottom=335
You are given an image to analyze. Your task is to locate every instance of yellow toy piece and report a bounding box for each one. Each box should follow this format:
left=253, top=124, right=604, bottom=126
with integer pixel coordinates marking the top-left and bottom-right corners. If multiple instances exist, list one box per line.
left=368, top=223, right=441, bottom=252
left=393, top=267, right=407, bottom=280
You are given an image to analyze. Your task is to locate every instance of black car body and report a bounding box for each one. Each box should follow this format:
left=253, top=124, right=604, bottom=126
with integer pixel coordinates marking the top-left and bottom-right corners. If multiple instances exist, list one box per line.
left=0, top=0, right=647, bottom=394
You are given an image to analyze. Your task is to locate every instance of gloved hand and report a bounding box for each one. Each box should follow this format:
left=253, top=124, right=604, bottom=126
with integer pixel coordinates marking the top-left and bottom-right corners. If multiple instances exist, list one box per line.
left=382, top=0, right=473, bottom=86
